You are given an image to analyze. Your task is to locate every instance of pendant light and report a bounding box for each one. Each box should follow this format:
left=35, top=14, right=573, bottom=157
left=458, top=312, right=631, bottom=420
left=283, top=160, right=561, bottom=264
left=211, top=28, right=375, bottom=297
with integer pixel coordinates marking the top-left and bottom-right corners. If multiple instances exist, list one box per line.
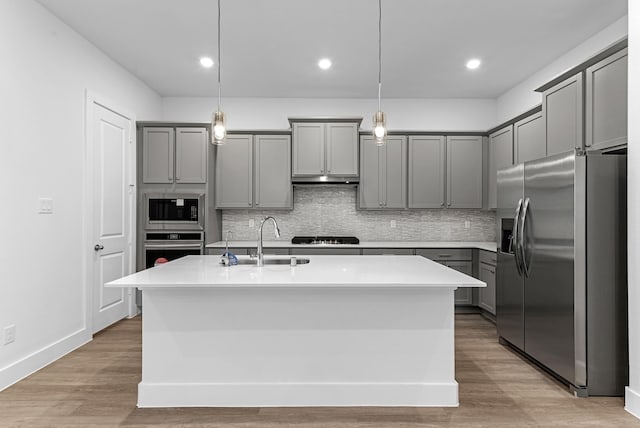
left=373, top=0, right=387, bottom=146
left=211, top=0, right=226, bottom=145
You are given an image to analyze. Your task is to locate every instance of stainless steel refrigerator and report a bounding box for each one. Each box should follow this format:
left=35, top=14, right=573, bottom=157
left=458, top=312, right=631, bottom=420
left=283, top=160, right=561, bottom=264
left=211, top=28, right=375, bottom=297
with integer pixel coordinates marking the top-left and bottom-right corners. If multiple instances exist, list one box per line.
left=496, top=150, right=627, bottom=396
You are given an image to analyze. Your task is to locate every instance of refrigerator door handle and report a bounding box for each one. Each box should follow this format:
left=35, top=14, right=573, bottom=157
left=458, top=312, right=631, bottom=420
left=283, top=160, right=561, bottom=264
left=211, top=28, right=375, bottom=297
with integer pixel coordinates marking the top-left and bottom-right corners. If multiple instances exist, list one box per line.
left=513, top=198, right=524, bottom=276
left=520, top=197, right=531, bottom=278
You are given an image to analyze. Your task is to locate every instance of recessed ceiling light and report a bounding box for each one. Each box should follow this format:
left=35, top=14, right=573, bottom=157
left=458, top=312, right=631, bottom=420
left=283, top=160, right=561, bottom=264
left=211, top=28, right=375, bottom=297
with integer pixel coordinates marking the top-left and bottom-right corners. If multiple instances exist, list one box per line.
left=318, top=58, right=332, bottom=70
left=466, top=58, right=481, bottom=70
left=200, top=57, right=214, bottom=68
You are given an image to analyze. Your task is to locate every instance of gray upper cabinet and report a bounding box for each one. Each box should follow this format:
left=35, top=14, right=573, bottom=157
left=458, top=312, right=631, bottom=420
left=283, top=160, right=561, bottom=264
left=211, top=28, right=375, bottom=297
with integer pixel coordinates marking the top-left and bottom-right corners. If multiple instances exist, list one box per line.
left=292, top=120, right=359, bottom=177
left=254, top=135, right=292, bottom=209
left=585, top=48, right=628, bottom=151
left=446, top=135, right=483, bottom=209
left=292, top=123, right=325, bottom=175
left=216, top=134, right=292, bottom=210
left=542, top=72, right=583, bottom=156
left=175, top=128, right=207, bottom=183
left=408, top=136, right=446, bottom=208
left=326, top=123, right=359, bottom=176
left=488, top=126, right=513, bottom=210
left=142, top=127, right=174, bottom=184
left=359, top=135, right=407, bottom=209
left=215, top=135, right=253, bottom=209
left=142, top=126, right=207, bottom=184
left=514, top=111, right=545, bottom=164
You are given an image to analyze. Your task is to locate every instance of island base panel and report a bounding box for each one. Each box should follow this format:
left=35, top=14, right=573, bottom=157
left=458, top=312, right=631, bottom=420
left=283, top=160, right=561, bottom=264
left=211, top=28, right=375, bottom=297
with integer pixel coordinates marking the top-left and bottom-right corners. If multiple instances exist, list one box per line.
left=139, top=287, right=458, bottom=407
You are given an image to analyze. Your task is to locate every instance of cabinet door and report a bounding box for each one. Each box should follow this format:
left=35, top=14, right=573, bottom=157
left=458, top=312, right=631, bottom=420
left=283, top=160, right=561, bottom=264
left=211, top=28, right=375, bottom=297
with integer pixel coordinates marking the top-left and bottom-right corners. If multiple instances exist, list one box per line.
left=292, top=123, right=325, bottom=176
left=446, top=136, right=483, bottom=209
left=514, top=111, right=545, bottom=164
left=215, top=135, right=253, bottom=209
left=255, top=135, right=292, bottom=209
left=543, top=73, right=583, bottom=156
left=446, top=261, right=474, bottom=305
left=585, top=48, right=628, bottom=151
left=478, top=262, right=496, bottom=315
left=383, top=136, right=407, bottom=209
left=175, top=127, right=207, bottom=183
left=326, top=122, right=358, bottom=176
left=142, top=127, right=174, bottom=183
left=488, top=126, right=513, bottom=209
left=408, top=136, right=445, bottom=208
left=362, top=248, right=414, bottom=255
left=358, top=136, right=382, bottom=208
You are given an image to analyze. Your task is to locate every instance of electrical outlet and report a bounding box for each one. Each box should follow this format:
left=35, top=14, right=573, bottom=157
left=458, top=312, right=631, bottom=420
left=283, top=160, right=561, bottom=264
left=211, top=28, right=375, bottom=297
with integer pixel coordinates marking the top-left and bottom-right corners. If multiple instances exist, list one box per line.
left=4, top=325, right=15, bottom=345
left=38, top=197, right=53, bottom=214
left=390, top=220, right=397, bottom=228
left=464, top=220, right=471, bottom=229
left=248, top=219, right=255, bottom=228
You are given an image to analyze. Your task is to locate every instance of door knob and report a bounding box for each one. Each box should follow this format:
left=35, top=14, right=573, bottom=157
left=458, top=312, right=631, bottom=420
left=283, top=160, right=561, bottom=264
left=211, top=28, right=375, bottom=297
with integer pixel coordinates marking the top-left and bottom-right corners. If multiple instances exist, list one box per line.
left=94, top=244, right=104, bottom=251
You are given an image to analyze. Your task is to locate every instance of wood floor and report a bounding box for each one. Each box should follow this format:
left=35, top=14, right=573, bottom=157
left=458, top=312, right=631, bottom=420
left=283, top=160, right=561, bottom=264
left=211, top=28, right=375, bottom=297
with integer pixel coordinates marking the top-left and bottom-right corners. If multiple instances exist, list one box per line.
left=1, top=314, right=638, bottom=427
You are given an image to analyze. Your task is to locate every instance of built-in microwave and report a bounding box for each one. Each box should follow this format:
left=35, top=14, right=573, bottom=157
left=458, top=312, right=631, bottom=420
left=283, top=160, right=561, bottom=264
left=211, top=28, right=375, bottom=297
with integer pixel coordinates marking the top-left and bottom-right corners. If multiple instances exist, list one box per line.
left=144, top=193, right=205, bottom=230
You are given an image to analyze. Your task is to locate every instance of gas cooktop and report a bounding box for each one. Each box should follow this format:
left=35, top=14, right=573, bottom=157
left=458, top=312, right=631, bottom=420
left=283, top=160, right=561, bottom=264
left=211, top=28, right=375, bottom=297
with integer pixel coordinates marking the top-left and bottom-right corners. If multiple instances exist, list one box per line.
left=291, top=236, right=360, bottom=245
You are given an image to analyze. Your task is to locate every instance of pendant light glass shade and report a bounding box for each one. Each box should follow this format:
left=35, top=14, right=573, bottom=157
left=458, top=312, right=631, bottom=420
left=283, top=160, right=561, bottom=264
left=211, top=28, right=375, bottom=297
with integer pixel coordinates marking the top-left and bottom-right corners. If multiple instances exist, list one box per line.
left=211, top=111, right=226, bottom=145
left=373, top=111, right=386, bottom=146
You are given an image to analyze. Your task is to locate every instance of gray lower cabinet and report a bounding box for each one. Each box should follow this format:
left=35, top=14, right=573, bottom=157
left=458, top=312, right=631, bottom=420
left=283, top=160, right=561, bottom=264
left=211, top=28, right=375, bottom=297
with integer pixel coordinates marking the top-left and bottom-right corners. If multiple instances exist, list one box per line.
left=415, top=248, right=473, bottom=305
left=215, top=134, right=292, bottom=209
left=477, top=250, right=497, bottom=315
left=514, top=111, right=545, bottom=164
left=361, top=248, right=414, bottom=255
left=488, top=126, right=513, bottom=209
left=408, top=136, right=446, bottom=208
left=291, top=121, right=359, bottom=177
left=542, top=72, right=583, bottom=156
left=290, top=248, right=361, bottom=255
left=585, top=48, right=628, bottom=151
left=359, top=135, right=407, bottom=209
left=446, top=136, right=483, bottom=209
left=142, top=126, right=207, bottom=184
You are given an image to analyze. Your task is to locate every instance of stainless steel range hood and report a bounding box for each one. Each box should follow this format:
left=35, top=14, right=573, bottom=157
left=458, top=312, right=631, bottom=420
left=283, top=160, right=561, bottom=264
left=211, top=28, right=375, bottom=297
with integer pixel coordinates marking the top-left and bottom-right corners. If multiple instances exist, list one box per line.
left=292, top=175, right=359, bottom=185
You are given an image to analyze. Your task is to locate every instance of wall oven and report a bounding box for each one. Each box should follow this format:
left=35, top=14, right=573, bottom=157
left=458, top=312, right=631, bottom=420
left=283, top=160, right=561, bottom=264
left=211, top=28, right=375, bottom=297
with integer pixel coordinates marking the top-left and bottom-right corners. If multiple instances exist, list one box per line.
left=143, top=231, right=205, bottom=269
left=144, top=193, right=205, bottom=230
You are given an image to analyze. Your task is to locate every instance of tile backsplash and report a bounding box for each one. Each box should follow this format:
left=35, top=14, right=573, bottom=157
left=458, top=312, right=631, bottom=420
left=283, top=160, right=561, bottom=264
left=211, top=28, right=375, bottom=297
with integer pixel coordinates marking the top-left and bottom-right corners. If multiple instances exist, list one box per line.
left=221, top=187, right=496, bottom=242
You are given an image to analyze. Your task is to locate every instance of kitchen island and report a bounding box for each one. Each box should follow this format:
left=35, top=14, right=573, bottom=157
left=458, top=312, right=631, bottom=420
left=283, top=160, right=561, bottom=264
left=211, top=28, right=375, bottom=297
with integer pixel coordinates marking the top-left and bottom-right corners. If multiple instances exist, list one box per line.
left=107, top=254, right=485, bottom=408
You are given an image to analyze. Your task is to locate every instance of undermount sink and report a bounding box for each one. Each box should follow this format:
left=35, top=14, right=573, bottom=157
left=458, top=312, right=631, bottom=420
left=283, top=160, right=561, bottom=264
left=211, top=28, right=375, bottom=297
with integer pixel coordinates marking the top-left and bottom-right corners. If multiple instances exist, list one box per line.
left=233, top=257, right=310, bottom=266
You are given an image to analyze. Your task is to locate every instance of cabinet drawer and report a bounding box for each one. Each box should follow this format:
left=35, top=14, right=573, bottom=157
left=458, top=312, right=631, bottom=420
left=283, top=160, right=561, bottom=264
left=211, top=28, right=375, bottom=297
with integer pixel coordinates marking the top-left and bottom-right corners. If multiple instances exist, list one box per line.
left=290, top=248, right=361, bottom=256
left=415, top=248, right=472, bottom=261
left=478, top=250, right=497, bottom=266
left=362, top=248, right=414, bottom=255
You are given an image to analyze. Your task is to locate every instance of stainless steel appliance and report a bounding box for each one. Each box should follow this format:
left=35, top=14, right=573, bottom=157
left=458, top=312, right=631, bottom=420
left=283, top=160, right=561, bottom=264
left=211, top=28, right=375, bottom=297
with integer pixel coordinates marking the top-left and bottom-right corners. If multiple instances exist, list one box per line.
left=291, top=236, right=360, bottom=245
left=144, top=193, right=204, bottom=230
left=496, top=151, right=627, bottom=396
left=143, top=231, right=205, bottom=268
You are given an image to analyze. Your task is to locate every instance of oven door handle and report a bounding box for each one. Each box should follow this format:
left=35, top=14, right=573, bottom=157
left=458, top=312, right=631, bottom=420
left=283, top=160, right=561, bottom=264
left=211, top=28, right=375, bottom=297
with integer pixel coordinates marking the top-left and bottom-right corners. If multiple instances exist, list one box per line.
left=144, top=243, right=203, bottom=250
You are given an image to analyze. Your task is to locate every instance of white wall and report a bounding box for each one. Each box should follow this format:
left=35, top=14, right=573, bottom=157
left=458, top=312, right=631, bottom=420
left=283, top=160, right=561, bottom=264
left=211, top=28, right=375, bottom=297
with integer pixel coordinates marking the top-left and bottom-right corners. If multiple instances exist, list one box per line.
left=496, top=15, right=628, bottom=124
left=625, top=0, right=640, bottom=419
left=162, top=97, right=497, bottom=131
left=0, top=0, right=162, bottom=390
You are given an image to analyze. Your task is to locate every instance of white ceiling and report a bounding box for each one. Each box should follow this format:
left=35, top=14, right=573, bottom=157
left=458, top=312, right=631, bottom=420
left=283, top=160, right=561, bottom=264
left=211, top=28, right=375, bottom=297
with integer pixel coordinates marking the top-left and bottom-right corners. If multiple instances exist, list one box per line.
left=36, top=0, right=627, bottom=99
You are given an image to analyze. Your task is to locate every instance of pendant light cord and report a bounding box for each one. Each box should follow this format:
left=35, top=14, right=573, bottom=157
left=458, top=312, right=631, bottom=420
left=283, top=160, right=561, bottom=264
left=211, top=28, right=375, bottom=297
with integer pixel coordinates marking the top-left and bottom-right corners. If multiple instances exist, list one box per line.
left=217, top=0, right=222, bottom=111
left=377, top=0, right=382, bottom=112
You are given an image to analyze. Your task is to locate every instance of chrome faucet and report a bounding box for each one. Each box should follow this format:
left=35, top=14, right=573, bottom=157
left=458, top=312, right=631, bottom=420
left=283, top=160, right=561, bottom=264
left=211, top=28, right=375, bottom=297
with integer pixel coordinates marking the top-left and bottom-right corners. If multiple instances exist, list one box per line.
left=257, top=216, right=280, bottom=267
left=221, top=230, right=233, bottom=266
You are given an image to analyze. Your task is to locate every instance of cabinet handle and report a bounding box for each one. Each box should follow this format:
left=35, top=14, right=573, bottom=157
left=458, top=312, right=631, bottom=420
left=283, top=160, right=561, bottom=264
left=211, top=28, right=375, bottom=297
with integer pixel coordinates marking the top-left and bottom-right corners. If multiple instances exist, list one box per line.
left=448, top=203, right=451, bottom=207
left=441, top=203, right=445, bottom=208
left=256, top=202, right=259, bottom=206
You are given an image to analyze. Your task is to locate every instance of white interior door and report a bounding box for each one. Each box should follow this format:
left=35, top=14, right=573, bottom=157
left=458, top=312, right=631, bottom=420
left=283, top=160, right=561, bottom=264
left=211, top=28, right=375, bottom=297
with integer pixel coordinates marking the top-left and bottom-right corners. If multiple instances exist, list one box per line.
left=91, top=102, right=133, bottom=333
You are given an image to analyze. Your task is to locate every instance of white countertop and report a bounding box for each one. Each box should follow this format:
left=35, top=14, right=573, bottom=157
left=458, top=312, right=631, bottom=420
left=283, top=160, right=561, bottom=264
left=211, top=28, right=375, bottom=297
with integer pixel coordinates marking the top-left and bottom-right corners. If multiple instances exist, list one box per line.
left=206, top=240, right=497, bottom=252
left=107, top=255, right=486, bottom=289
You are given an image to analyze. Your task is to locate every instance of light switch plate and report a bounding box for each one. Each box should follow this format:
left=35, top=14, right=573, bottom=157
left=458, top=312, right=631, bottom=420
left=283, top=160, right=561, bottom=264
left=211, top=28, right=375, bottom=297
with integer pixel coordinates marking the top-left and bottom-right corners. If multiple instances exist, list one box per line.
left=464, top=220, right=471, bottom=229
left=390, top=220, right=397, bottom=228
left=38, top=197, right=53, bottom=214
left=4, top=325, right=15, bottom=345
left=248, top=219, right=255, bottom=228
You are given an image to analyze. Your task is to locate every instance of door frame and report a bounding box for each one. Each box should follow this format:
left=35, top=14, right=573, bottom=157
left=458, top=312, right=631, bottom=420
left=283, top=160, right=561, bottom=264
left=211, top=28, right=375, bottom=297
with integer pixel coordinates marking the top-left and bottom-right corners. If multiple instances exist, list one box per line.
left=83, top=90, right=138, bottom=334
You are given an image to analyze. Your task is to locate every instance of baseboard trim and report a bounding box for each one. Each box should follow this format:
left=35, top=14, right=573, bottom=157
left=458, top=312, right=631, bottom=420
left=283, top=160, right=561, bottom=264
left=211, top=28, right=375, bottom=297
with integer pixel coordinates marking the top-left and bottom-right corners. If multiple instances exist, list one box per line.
left=625, top=386, right=640, bottom=420
left=0, top=328, right=91, bottom=391
left=138, top=381, right=459, bottom=408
